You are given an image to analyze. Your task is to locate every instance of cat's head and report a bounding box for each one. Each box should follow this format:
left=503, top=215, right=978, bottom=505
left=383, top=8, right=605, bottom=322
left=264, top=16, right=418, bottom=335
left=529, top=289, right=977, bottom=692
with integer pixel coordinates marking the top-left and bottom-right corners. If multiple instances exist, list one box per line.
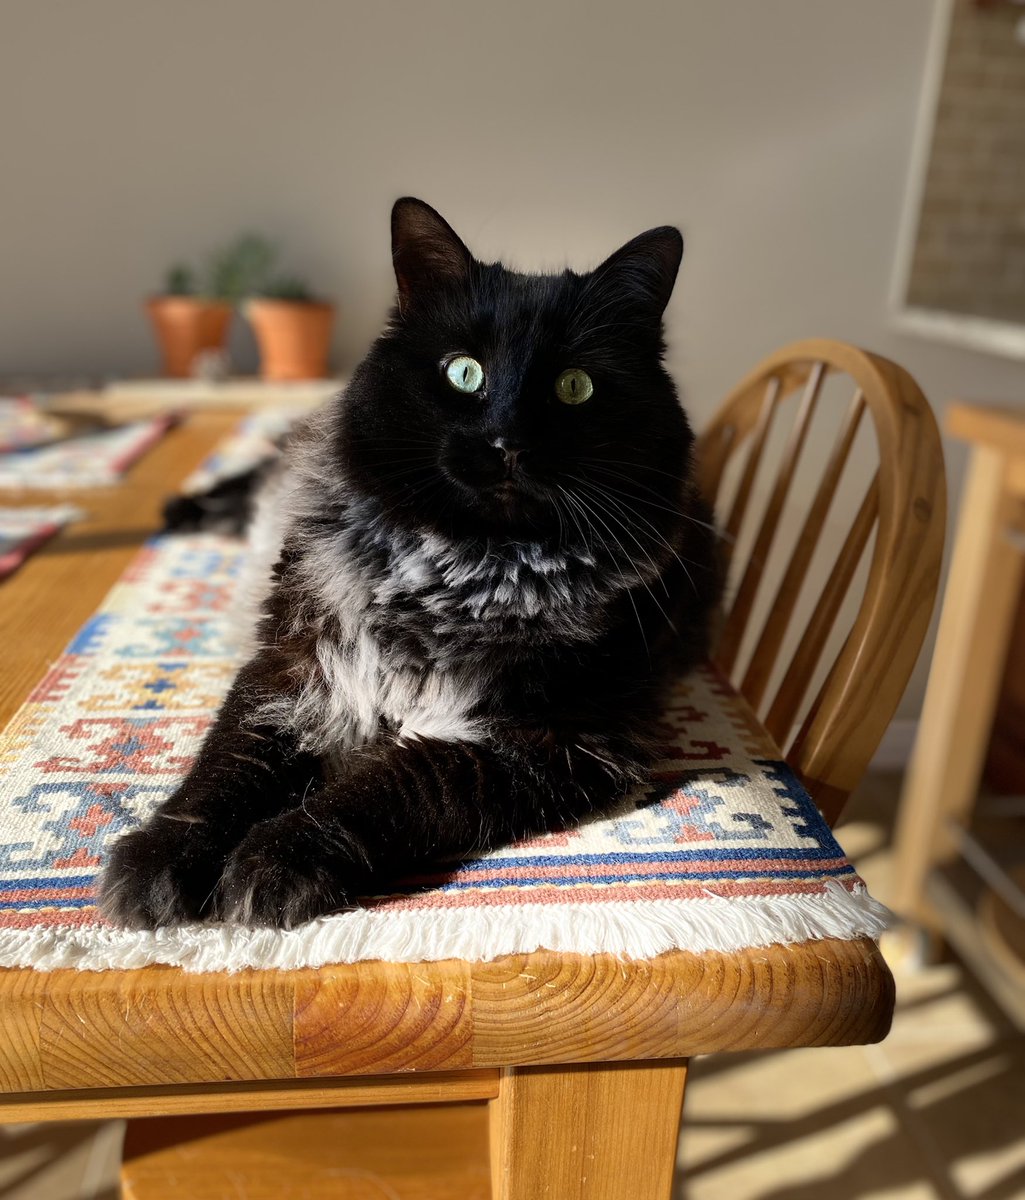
left=339, top=197, right=692, bottom=545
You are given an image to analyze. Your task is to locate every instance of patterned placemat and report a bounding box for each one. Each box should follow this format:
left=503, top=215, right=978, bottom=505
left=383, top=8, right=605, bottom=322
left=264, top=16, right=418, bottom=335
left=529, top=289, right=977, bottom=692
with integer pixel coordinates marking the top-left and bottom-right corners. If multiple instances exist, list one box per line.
left=0, top=416, right=175, bottom=490
left=0, top=398, right=67, bottom=453
left=0, top=505, right=84, bottom=580
left=0, top=534, right=889, bottom=973
left=179, top=407, right=297, bottom=494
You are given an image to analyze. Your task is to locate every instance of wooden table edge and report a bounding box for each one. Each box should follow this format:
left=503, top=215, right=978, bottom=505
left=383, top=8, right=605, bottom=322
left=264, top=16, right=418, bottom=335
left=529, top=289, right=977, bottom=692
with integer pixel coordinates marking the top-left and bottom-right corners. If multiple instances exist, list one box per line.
left=0, top=936, right=894, bottom=1099
left=0, top=412, right=895, bottom=1103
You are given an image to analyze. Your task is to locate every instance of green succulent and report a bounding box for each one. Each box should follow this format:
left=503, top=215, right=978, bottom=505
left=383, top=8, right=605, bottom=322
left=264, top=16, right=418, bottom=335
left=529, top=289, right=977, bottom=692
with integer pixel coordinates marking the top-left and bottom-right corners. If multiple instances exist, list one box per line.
left=207, top=234, right=276, bottom=304
left=261, top=276, right=315, bottom=303
left=160, top=235, right=318, bottom=305
left=164, top=263, right=195, bottom=296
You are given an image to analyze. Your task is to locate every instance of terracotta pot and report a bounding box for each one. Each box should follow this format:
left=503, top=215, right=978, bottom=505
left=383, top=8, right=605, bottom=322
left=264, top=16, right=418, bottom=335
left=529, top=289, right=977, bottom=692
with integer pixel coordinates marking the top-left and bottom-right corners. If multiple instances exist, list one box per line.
left=145, top=297, right=233, bottom=378
left=246, top=299, right=335, bottom=381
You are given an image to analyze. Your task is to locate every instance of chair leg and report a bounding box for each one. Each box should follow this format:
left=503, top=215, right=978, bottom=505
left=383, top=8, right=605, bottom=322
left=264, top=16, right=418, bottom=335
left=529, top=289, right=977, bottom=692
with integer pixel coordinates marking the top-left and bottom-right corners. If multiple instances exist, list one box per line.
left=489, top=1058, right=688, bottom=1200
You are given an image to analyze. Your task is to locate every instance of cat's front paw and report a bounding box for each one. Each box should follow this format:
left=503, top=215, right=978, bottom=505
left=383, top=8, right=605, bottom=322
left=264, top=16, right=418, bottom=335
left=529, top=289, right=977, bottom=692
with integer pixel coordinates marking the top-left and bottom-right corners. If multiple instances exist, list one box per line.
left=215, top=814, right=358, bottom=929
left=99, top=820, right=225, bottom=929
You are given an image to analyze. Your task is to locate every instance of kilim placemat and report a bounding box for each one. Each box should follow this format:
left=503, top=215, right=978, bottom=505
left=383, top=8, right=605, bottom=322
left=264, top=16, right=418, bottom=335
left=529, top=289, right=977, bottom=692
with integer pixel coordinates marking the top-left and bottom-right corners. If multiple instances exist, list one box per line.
left=0, top=397, right=67, bottom=453
left=179, top=407, right=299, bottom=494
left=0, top=505, right=84, bottom=580
left=0, top=533, right=889, bottom=973
left=0, top=416, right=175, bottom=489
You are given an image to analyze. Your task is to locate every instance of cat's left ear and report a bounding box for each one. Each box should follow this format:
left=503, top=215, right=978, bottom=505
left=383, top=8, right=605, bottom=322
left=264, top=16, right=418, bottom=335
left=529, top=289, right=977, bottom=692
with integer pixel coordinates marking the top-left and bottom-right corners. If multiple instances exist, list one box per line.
left=591, top=226, right=684, bottom=320
left=391, top=197, right=473, bottom=309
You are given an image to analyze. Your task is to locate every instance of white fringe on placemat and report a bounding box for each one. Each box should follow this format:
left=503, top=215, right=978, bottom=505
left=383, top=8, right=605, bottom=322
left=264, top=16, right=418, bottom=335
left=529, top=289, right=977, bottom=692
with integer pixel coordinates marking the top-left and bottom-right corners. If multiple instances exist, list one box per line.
left=0, top=882, right=891, bottom=974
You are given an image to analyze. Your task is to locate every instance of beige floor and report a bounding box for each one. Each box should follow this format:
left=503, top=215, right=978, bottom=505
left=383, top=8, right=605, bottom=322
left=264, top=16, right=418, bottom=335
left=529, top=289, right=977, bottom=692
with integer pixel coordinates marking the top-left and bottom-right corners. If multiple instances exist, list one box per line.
left=2, top=773, right=1022, bottom=1200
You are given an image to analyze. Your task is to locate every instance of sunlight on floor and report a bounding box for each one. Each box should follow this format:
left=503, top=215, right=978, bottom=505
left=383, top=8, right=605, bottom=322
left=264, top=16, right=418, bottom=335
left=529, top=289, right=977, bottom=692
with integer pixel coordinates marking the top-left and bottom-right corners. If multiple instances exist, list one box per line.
left=677, top=772, right=1025, bottom=1200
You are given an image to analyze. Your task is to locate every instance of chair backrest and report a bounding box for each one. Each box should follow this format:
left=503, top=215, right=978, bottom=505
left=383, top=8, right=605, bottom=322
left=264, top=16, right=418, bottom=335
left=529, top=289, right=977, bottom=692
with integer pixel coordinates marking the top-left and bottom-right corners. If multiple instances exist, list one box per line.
left=694, top=338, right=946, bottom=824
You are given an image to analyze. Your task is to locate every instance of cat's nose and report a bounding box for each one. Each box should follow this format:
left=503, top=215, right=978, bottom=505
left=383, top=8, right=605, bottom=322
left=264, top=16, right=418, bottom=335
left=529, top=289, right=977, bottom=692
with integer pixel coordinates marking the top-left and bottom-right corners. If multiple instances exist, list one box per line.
left=491, top=438, right=527, bottom=474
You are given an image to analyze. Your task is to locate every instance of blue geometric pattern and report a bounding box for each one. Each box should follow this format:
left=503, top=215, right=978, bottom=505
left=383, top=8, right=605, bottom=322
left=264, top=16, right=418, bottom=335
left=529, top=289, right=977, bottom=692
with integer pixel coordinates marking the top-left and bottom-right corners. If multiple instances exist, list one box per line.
left=0, top=532, right=874, bottom=969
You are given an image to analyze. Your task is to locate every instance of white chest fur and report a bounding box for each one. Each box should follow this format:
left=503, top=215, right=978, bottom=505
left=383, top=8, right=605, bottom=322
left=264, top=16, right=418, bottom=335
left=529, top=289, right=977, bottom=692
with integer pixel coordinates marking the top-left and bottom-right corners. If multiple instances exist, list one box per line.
left=304, top=627, right=484, bottom=749
left=246, top=466, right=611, bottom=753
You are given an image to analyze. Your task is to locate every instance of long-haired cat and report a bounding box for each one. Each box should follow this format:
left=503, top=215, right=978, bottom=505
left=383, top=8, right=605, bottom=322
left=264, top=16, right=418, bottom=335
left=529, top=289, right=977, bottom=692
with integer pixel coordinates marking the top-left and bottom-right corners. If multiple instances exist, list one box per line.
left=101, top=197, right=722, bottom=930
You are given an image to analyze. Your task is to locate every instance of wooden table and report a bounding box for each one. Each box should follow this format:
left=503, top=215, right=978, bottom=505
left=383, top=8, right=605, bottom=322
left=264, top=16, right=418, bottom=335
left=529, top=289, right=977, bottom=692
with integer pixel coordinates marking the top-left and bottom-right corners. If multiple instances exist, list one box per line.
left=0, top=413, right=894, bottom=1198
left=892, top=403, right=1025, bottom=1023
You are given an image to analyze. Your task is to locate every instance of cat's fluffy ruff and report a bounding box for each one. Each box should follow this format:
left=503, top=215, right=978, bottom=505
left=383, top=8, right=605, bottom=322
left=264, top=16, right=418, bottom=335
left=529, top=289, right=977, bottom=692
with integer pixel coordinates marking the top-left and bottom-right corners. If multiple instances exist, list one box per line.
left=247, top=403, right=666, bottom=754
left=100, top=197, right=721, bottom=930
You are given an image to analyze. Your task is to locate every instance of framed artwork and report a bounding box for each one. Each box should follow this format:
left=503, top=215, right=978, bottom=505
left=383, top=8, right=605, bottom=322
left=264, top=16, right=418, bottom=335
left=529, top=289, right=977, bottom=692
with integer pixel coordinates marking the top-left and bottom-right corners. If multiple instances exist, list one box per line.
left=891, top=0, right=1025, bottom=360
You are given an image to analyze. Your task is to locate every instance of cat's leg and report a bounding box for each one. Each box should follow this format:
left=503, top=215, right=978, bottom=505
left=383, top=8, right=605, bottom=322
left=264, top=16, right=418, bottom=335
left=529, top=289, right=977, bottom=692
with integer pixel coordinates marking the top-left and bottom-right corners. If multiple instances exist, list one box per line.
left=162, top=462, right=275, bottom=535
left=100, top=660, right=317, bottom=928
left=214, top=731, right=646, bottom=928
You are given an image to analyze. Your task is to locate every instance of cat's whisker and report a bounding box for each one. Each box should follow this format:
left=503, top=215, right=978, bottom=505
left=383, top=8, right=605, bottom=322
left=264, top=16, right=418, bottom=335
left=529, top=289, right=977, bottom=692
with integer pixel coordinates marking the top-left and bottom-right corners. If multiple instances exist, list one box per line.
left=578, top=461, right=732, bottom=542
left=570, top=486, right=669, bottom=597
left=556, top=489, right=650, bottom=659
left=571, top=477, right=700, bottom=598
left=562, top=484, right=680, bottom=637
left=583, top=468, right=689, bottom=517
left=582, top=472, right=719, bottom=553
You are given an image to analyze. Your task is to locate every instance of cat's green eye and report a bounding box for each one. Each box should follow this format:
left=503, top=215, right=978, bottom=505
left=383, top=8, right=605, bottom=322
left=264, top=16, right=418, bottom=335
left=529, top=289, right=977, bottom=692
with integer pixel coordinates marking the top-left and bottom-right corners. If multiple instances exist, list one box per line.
left=554, top=368, right=594, bottom=406
left=444, top=355, right=485, bottom=394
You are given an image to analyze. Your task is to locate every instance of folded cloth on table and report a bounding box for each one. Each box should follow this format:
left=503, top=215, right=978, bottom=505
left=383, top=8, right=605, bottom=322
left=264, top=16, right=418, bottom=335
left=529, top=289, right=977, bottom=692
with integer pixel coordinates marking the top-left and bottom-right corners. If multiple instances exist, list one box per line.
left=0, top=397, right=70, bottom=453
left=0, top=416, right=176, bottom=489
left=179, top=407, right=301, bottom=494
left=0, top=504, right=84, bottom=580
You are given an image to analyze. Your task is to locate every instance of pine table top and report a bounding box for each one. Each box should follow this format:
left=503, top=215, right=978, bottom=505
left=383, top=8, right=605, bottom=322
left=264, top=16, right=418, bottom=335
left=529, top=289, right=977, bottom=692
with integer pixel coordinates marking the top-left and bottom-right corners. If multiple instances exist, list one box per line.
left=0, top=411, right=894, bottom=1117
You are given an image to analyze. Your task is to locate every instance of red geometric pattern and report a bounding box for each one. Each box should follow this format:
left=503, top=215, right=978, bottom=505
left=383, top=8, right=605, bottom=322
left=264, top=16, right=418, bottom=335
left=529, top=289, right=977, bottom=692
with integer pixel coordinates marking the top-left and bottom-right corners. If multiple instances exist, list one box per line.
left=35, top=717, right=208, bottom=775
left=0, top=532, right=884, bottom=973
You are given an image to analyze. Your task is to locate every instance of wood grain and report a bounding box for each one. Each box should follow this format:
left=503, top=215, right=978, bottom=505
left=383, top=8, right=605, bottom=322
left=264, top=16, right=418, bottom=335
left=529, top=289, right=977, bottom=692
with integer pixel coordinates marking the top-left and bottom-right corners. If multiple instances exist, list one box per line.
left=0, top=1070, right=499, bottom=1123
left=0, top=937, right=893, bottom=1107
left=470, top=952, right=683, bottom=1066
left=120, top=1103, right=492, bottom=1200
left=294, top=959, right=474, bottom=1076
left=0, top=968, right=46, bottom=1093
left=39, top=966, right=294, bottom=1088
left=490, top=1060, right=687, bottom=1200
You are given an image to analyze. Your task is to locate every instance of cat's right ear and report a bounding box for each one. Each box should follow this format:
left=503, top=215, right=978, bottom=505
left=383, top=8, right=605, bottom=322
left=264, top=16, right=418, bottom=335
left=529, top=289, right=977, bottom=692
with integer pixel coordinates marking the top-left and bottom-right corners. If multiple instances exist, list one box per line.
left=590, top=226, right=684, bottom=322
left=391, top=198, right=473, bottom=310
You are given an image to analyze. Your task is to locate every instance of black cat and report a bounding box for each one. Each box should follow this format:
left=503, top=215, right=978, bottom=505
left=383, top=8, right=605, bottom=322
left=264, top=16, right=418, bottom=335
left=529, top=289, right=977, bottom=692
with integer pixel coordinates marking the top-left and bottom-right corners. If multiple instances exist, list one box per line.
left=100, top=197, right=722, bottom=930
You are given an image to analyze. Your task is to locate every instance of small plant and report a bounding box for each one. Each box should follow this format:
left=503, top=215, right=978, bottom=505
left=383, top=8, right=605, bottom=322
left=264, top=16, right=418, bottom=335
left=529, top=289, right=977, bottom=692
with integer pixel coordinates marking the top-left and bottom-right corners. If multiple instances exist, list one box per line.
left=159, top=235, right=277, bottom=303
left=261, top=275, right=315, bottom=303
left=207, top=234, right=276, bottom=304
left=165, top=264, right=195, bottom=296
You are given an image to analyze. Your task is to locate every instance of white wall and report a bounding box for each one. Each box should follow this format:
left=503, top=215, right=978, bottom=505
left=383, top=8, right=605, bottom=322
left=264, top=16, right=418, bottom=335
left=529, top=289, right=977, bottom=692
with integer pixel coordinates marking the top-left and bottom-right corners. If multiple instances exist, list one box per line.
left=3, top=0, right=1024, bottom=720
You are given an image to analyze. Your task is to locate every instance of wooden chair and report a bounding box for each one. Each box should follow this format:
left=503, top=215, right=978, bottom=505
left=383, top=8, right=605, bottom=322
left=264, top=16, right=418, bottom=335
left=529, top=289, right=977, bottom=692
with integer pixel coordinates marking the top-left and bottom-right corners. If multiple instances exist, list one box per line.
left=0, top=339, right=945, bottom=1200
left=697, top=338, right=945, bottom=825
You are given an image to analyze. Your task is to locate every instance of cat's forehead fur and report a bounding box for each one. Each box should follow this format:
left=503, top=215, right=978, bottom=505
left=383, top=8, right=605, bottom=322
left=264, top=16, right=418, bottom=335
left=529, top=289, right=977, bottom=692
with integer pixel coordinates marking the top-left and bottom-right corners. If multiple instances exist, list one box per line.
left=395, top=263, right=590, bottom=354
left=389, top=197, right=682, bottom=374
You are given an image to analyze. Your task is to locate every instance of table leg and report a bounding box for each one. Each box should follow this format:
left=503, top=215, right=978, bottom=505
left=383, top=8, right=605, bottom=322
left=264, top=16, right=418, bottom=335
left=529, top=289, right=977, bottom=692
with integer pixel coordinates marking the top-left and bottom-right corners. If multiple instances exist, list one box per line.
left=489, top=1059, right=688, bottom=1200
left=892, top=446, right=1025, bottom=930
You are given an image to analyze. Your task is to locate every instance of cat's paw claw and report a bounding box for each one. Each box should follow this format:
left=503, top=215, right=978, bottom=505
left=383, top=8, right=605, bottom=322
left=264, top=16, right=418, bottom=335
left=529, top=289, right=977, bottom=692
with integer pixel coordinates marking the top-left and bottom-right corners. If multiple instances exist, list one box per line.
left=99, top=824, right=221, bottom=930
left=216, top=821, right=354, bottom=929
